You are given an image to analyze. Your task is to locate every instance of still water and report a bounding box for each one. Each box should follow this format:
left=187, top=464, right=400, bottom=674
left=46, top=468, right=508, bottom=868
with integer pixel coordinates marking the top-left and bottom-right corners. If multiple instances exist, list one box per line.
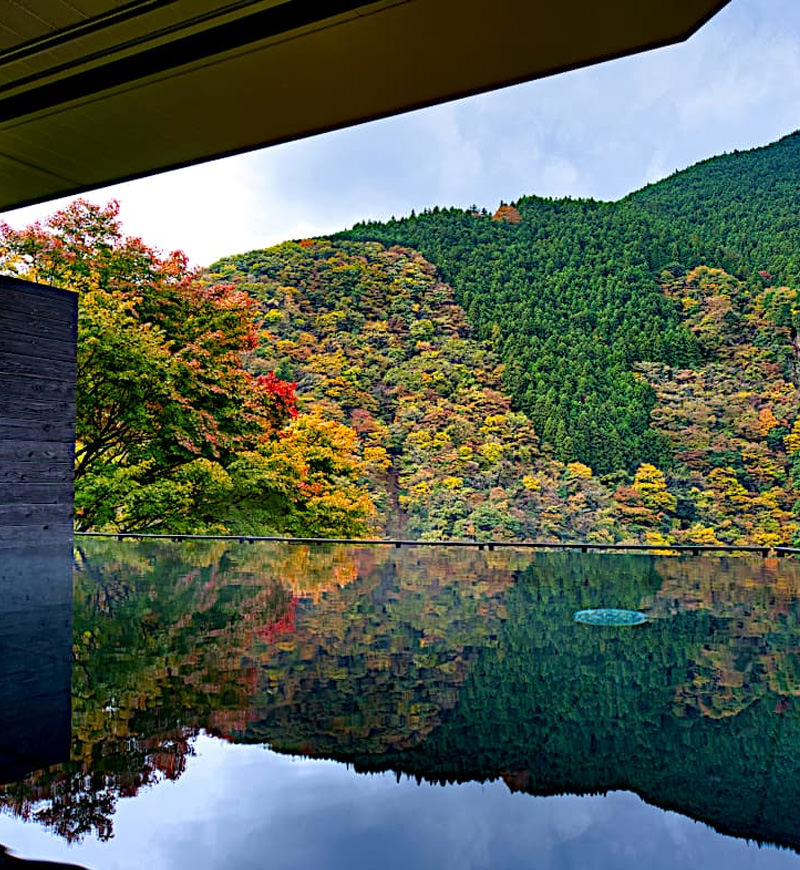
left=1, top=540, right=800, bottom=868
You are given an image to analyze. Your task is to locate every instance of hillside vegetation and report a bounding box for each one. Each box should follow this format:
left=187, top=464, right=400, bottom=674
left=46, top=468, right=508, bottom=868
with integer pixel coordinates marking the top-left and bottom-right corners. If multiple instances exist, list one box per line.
left=213, top=241, right=627, bottom=541
left=211, top=227, right=798, bottom=545
left=5, top=132, right=800, bottom=544
left=300, top=130, right=800, bottom=544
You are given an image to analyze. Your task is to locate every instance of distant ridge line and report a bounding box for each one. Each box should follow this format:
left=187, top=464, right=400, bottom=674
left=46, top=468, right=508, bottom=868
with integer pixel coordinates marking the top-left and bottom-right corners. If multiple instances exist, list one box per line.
left=74, top=531, right=797, bottom=557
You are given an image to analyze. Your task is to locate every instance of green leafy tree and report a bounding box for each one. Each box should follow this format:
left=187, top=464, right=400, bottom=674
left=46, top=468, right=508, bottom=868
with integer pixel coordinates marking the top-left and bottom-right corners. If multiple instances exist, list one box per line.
left=0, top=201, right=374, bottom=535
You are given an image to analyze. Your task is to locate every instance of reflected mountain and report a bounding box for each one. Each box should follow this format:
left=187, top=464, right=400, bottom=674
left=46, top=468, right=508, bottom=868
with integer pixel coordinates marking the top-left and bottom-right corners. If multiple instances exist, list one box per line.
left=0, top=843, right=88, bottom=869
left=307, top=554, right=800, bottom=850
left=2, top=541, right=800, bottom=852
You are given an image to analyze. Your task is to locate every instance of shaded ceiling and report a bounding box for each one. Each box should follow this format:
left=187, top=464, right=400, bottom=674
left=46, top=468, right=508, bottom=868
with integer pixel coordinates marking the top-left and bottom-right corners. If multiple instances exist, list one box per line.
left=0, top=0, right=730, bottom=212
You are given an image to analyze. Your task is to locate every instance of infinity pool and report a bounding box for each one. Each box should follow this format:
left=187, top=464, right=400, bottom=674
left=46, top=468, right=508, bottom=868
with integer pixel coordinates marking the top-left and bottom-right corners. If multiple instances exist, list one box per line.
left=0, top=540, right=799, bottom=869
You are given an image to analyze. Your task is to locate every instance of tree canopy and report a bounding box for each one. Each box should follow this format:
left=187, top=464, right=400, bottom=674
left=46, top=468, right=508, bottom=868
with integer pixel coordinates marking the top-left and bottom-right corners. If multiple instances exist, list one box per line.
left=0, top=201, right=376, bottom=535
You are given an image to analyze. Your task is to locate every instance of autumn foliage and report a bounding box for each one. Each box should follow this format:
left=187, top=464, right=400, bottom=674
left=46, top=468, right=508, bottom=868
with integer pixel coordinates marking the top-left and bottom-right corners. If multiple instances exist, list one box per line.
left=211, top=238, right=800, bottom=546
left=0, top=201, right=374, bottom=535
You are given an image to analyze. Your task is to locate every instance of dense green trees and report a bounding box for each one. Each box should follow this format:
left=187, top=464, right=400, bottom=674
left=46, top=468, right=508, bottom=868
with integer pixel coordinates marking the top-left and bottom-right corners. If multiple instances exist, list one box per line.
left=341, top=201, right=697, bottom=474
left=631, top=130, right=800, bottom=287
left=341, top=131, right=800, bottom=478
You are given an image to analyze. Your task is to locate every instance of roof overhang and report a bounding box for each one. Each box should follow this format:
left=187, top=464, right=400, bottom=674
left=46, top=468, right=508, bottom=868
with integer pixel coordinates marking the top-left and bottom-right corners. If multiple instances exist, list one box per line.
left=0, top=0, right=730, bottom=212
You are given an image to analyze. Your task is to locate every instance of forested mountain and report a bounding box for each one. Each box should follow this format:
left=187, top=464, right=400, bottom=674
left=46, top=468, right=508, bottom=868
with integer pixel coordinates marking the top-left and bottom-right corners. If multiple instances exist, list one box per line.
left=269, top=128, right=800, bottom=544
left=210, top=209, right=799, bottom=545
left=339, top=131, right=800, bottom=471
left=4, top=132, right=800, bottom=543
left=631, top=131, right=800, bottom=287
left=343, top=199, right=694, bottom=475
left=212, top=240, right=569, bottom=541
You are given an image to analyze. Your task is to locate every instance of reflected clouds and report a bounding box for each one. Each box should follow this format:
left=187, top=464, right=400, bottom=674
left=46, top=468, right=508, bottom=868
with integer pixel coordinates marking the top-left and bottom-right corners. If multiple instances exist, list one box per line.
left=2, top=738, right=795, bottom=870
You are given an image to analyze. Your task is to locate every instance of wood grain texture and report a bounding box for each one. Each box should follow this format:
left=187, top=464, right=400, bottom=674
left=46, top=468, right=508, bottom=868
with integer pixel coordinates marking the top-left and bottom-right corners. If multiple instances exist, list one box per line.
left=0, top=418, right=75, bottom=441
left=0, top=312, right=77, bottom=343
left=0, top=462, right=74, bottom=484
left=0, top=332, right=76, bottom=364
left=0, top=503, right=73, bottom=524
left=0, top=441, right=73, bottom=462
left=1, top=277, right=76, bottom=532
left=0, top=484, right=73, bottom=505
left=1, top=403, right=76, bottom=424
left=0, top=350, right=76, bottom=382
left=0, top=523, right=74, bottom=547
left=0, top=374, right=76, bottom=402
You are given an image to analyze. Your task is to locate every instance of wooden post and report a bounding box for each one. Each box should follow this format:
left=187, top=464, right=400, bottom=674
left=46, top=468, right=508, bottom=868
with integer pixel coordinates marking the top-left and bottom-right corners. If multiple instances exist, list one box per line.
left=0, top=277, right=75, bottom=781
left=0, top=277, right=76, bottom=551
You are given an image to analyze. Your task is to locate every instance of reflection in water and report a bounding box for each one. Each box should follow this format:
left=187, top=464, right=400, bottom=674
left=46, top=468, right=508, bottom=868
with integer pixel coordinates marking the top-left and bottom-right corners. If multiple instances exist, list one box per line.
left=573, top=607, right=649, bottom=625
left=0, top=843, right=88, bottom=869
left=0, top=541, right=799, bottom=865
left=0, top=544, right=71, bottom=787
left=0, top=540, right=74, bottom=869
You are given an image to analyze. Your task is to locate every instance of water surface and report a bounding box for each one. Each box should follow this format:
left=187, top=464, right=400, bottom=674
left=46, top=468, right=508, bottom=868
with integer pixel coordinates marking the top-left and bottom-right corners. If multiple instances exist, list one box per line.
left=1, top=541, right=799, bottom=868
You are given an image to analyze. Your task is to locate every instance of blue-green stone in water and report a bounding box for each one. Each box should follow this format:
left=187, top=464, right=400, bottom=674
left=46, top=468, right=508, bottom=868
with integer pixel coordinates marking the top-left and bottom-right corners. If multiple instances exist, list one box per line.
left=573, top=608, right=648, bottom=626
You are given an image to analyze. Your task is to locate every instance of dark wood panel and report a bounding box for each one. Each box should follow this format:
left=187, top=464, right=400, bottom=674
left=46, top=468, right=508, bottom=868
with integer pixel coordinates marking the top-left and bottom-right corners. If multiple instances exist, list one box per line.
left=0, top=311, right=76, bottom=343
left=0, top=441, right=73, bottom=462
left=0, top=399, right=76, bottom=423
left=0, top=523, right=74, bottom=549
left=1, top=280, right=75, bottom=308
left=2, top=278, right=77, bottom=542
left=0, top=503, right=73, bottom=525
left=0, top=484, right=73, bottom=506
left=0, top=280, right=76, bottom=321
left=0, top=419, right=74, bottom=441
left=0, top=374, right=76, bottom=403
left=1, top=329, right=75, bottom=363
left=0, top=348, right=76, bottom=380
left=0, top=463, right=73, bottom=483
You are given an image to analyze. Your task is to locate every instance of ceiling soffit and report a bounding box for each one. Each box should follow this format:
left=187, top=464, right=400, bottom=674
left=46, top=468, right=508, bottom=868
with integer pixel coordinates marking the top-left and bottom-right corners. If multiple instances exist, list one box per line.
left=0, top=0, right=731, bottom=211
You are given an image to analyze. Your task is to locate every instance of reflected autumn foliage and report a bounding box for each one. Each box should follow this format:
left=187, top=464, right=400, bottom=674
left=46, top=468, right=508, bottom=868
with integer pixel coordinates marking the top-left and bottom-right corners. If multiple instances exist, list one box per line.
left=0, top=541, right=522, bottom=841
left=649, top=556, right=800, bottom=718
left=3, top=544, right=800, bottom=850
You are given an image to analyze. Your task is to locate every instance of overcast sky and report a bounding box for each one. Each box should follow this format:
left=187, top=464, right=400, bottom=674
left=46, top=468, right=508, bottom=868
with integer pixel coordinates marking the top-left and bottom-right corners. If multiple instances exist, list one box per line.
left=2, top=0, right=799, bottom=267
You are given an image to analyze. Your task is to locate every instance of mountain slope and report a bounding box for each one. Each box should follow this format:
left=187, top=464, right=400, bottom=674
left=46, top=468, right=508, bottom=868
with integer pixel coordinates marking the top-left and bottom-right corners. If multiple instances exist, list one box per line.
left=339, top=131, right=800, bottom=480
left=630, top=130, right=800, bottom=286
left=340, top=200, right=694, bottom=474
left=211, top=240, right=624, bottom=540
left=210, top=234, right=797, bottom=545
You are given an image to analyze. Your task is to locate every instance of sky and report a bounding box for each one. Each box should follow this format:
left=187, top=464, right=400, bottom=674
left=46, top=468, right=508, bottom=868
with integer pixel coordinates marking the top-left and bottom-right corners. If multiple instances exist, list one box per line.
left=2, top=0, right=800, bottom=267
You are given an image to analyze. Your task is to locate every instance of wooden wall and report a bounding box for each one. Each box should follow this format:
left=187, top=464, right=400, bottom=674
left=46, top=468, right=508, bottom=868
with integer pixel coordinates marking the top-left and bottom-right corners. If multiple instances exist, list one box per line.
left=0, top=276, right=76, bottom=549
left=0, top=277, right=75, bottom=781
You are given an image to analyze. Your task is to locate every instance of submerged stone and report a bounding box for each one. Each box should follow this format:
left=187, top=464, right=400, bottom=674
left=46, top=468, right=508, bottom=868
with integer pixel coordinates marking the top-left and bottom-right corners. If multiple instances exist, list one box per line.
left=573, top=608, right=648, bottom=626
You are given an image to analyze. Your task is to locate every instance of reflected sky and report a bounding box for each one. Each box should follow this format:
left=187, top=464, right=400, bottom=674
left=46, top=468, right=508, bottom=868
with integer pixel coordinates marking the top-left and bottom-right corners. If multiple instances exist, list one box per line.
left=0, top=735, right=796, bottom=870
